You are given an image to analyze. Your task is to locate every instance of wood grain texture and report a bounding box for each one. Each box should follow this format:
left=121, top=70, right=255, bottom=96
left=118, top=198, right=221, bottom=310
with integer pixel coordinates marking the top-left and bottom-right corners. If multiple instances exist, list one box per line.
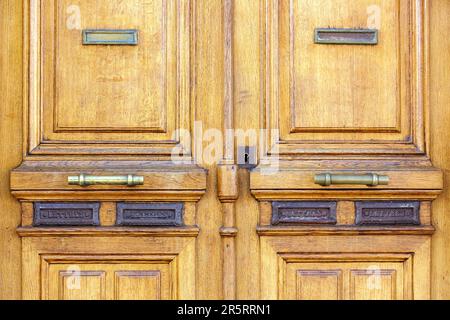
left=2, top=0, right=450, bottom=300
left=233, top=0, right=262, bottom=299
left=23, top=238, right=196, bottom=300
left=25, top=0, right=194, bottom=158
left=260, top=0, right=429, bottom=158
left=261, top=236, right=430, bottom=300
left=429, top=0, right=450, bottom=300
left=192, top=0, right=224, bottom=299
left=0, top=0, right=23, bottom=300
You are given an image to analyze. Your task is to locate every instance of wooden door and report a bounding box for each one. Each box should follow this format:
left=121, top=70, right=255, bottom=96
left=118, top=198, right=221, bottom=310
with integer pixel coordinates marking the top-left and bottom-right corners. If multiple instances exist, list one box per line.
left=249, top=0, right=442, bottom=300
left=1, top=0, right=450, bottom=300
left=13, top=0, right=204, bottom=300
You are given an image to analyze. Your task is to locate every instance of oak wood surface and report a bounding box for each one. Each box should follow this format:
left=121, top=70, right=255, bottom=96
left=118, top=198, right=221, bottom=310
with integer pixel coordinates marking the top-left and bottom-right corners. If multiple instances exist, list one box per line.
left=1, top=0, right=450, bottom=300
left=429, top=0, right=450, bottom=300
left=0, top=0, right=23, bottom=300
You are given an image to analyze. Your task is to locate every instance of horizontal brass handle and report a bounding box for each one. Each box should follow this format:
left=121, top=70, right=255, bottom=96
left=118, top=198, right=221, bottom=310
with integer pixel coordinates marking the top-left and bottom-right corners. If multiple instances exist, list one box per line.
left=68, top=174, right=144, bottom=187
left=315, top=173, right=389, bottom=187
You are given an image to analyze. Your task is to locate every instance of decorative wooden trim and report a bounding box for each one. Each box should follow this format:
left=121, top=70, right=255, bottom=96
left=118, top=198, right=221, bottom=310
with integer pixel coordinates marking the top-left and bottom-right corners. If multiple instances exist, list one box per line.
left=22, top=237, right=197, bottom=299
left=17, top=226, right=200, bottom=238
left=256, top=225, right=435, bottom=236
left=272, top=201, right=337, bottom=225
left=33, top=202, right=100, bottom=227
left=260, top=236, right=431, bottom=300
left=116, top=203, right=184, bottom=227
left=355, top=201, right=421, bottom=226
left=223, top=0, right=234, bottom=162
left=219, top=0, right=236, bottom=300
left=251, top=167, right=443, bottom=192
left=11, top=162, right=207, bottom=191
left=218, top=163, right=238, bottom=300
left=219, top=227, right=238, bottom=238
left=251, top=189, right=442, bottom=202
left=11, top=161, right=208, bottom=202
left=12, top=190, right=206, bottom=202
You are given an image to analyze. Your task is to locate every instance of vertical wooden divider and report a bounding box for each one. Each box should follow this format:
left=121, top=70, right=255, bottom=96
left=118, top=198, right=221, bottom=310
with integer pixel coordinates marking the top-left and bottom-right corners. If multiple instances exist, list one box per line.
left=218, top=0, right=238, bottom=300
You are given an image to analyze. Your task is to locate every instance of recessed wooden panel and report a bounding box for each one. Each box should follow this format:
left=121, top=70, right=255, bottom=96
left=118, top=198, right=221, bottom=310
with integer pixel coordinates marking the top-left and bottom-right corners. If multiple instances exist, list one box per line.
left=47, top=261, right=172, bottom=300
left=27, top=0, right=193, bottom=156
left=113, top=263, right=171, bottom=300
left=350, top=269, right=398, bottom=300
left=295, top=270, right=343, bottom=300
left=58, top=270, right=106, bottom=300
left=260, top=236, right=427, bottom=300
left=29, top=237, right=197, bottom=300
left=262, top=0, right=426, bottom=157
left=284, top=260, right=405, bottom=300
left=114, top=271, right=163, bottom=300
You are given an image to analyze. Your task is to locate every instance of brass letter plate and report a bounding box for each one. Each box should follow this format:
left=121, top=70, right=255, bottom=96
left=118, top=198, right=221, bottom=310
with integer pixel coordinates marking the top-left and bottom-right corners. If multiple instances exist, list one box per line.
left=82, top=29, right=138, bottom=45
left=315, top=28, right=378, bottom=45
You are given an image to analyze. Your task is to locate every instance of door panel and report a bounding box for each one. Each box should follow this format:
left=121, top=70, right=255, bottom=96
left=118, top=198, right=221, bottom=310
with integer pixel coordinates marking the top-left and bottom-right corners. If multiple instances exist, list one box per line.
left=285, top=0, right=402, bottom=132
left=260, top=236, right=423, bottom=300
left=47, top=263, right=170, bottom=300
left=28, top=0, right=193, bottom=156
left=292, top=270, right=343, bottom=300
left=262, top=0, right=423, bottom=157
left=23, top=236, right=196, bottom=300
left=2, top=0, right=447, bottom=301
left=349, top=269, right=399, bottom=300
left=114, top=270, right=165, bottom=300
left=56, top=270, right=106, bottom=300
left=286, top=262, right=404, bottom=300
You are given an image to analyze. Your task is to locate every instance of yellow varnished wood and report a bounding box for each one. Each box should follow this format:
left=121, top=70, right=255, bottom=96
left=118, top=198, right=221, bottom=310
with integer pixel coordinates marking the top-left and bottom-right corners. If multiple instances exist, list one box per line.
left=2, top=0, right=450, bottom=300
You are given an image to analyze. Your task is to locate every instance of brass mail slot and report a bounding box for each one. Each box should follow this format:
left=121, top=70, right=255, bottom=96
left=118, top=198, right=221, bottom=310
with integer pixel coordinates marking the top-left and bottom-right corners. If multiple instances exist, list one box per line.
left=314, top=28, right=378, bottom=45
left=82, top=29, right=139, bottom=45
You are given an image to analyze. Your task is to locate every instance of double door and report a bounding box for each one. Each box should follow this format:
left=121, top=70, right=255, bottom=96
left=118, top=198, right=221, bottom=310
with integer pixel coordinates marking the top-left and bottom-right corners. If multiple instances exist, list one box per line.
left=11, top=0, right=443, bottom=300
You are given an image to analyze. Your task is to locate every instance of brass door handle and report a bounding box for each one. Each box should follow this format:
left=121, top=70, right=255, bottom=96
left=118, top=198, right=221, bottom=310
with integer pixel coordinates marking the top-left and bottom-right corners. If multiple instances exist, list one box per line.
left=314, top=173, right=389, bottom=187
left=68, top=174, right=144, bottom=187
